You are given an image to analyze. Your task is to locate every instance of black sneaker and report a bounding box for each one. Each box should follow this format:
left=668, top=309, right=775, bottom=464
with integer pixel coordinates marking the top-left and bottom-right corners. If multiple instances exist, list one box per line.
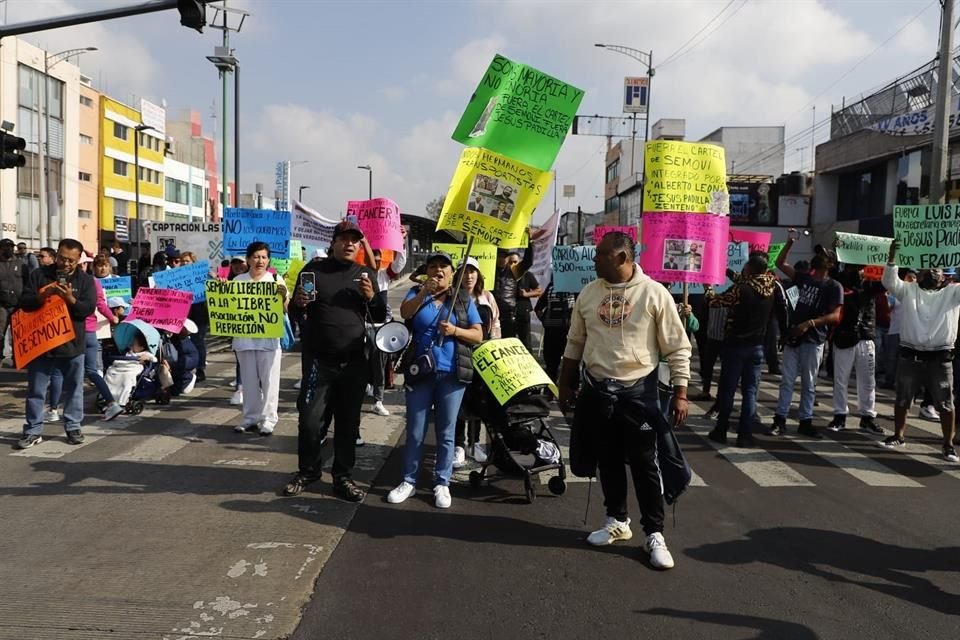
left=736, top=433, right=756, bottom=448
left=65, top=430, right=85, bottom=445
left=333, top=478, right=365, bottom=503
left=880, top=435, right=905, bottom=449
left=282, top=474, right=316, bottom=497
left=16, top=434, right=43, bottom=449
left=707, top=428, right=728, bottom=445
left=826, top=415, right=847, bottom=432
left=859, top=417, right=884, bottom=435
left=797, top=421, right=823, bottom=440
left=195, top=369, right=206, bottom=382
left=943, top=445, right=959, bottom=463
left=767, top=416, right=787, bottom=436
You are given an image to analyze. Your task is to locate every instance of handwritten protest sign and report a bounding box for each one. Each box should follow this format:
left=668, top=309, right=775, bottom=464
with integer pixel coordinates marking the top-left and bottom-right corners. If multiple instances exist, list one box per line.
left=271, top=257, right=291, bottom=276
left=151, top=260, right=210, bottom=303
left=206, top=279, right=284, bottom=339
left=729, top=229, right=772, bottom=254
left=643, top=141, right=729, bottom=214
left=834, top=231, right=891, bottom=266
left=432, top=242, right=497, bottom=286
left=223, top=208, right=291, bottom=259
left=283, top=259, right=306, bottom=294
left=473, top=338, right=558, bottom=404
left=437, top=147, right=551, bottom=248
left=99, top=276, right=132, bottom=303
left=553, top=245, right=597, bottom=293
left=289, top=240, right=303, bottom=261
left=347, top=198, right=403, bottom=251
left=893, top=204, right=960, bottom=268
left=11, top=295, right=76, bottom=369
left=863, top=265, right=884, bottom=281
left=639, top=212, right=730, bottom=285
left=291, top=203, right=335, bottom=252
left=452, top=54, right=585, bottom=171
left=668, top=242, right=749, bottom=295
left=593, top=225, right=638, bottom=245
left=217, top=266, right=230, bottom=279
left=767, top=243, right=786, bottom=270
left=127, top=288, right=193, bottom=333
left=145, top=221, right=223, bottom=264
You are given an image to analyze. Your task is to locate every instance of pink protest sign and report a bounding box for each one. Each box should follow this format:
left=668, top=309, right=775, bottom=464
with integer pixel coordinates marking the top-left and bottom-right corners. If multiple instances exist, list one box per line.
left=127, top=288, right=193, bottom=333
left=639, top=212, right=730, bottom=285
left=729, top=229, right=772, bottom=254
left=593, top=225, right=638, bottom=245
left=347, top=198, right=404, bottom=251
left=217, top=266, right=231, bottom=279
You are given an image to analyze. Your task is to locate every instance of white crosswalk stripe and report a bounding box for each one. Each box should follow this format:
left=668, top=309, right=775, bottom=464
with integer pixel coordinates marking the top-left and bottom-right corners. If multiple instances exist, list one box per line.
left=786, top=433, right=922, bottom=487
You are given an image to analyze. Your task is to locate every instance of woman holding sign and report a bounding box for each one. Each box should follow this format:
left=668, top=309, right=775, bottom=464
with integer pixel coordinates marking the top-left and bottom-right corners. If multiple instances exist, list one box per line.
left=388, top=251, right=483, bottom=509
left=232, top=242, right=288, bottom=436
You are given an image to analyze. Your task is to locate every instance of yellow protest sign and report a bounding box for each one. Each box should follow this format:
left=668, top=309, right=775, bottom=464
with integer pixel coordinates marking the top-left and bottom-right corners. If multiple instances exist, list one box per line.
left=473, top=338, right=558, bottom=405
left=284, top=258, right=306, bottom=294
left=433, top=242, right=497, bottom=287
left=643, top=140, right=729, bottom=214
left=205, top=280, right=285, bottom=338
left=437, top=147, right=552, bottom=247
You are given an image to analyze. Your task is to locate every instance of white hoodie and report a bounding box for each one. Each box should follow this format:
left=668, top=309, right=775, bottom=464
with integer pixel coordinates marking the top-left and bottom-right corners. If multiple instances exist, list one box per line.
left=564, top=265, right=691, bottom=385
left=882, top=264, right=960, bottom=351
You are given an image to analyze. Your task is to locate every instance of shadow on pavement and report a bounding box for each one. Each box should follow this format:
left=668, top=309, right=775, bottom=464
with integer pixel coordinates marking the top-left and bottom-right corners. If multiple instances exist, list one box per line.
left=638, top=608, right=820, bottom=640
left=685, top=527, right=960, bottom=616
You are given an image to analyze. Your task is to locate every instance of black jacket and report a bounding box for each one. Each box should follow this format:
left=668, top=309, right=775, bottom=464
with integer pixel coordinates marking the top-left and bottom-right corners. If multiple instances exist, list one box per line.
left=20, top=265, right=96, bottom=358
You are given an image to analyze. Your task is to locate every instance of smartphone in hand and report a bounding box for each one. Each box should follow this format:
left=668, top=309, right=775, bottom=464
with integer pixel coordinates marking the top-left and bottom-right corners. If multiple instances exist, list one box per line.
left=300, top=272, right=316, bottom=302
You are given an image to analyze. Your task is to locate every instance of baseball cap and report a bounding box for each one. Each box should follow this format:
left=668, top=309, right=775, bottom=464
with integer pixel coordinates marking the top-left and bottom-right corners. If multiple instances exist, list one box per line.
left=230, top=255, right=246, bottom=263
left=460, top=256, right=480, bottom=271
left=332, top=219, right=364, bottom=239
left=107, top=297, right=129, bottom=309
left=313, top=248, right=328, bottom=259
left=425, top=251, right=453, bottom=266
left=182, top=319, right=198, bottom=334
left=164, top=245, right=180, bottom=258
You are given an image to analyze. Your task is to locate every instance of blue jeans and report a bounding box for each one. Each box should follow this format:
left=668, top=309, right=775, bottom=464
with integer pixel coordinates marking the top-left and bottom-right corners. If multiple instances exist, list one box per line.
left=716, top=344, right=764, bottom=434
left=25, top=355, right=85, bottom=435
left=402, top=371, right=467, bottom=487
left=776, top=342, right=825, bottom=421
left=85, top=332, right=115, bottom=404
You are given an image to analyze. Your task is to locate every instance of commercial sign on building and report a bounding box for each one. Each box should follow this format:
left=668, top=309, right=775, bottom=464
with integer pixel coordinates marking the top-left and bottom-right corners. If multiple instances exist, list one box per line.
left=867, top=97, right=960, bottom=137
left=624, top=77, right=649, bottom=114
left=274, top=161, right=289, bottom=211
left=140, top=98, right=166, bottom=135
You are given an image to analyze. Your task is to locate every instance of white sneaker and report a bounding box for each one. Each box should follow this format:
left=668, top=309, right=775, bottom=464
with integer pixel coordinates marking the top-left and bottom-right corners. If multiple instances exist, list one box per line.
left=586, top=517, right=633, bottom=546
left=453, top=446, right=466, bottom=468
left=387, top=481, right=416, bottom=504
left=433, top=484, right=452, bottom=509
left=470, top=443, right=488, bottom=463
left=43, top=408, right=61, bottom=423
left=356, top=434, right=365, bottom=447
left=644, top=532, right=675, bottom=570
left=294, top=379, right=302, bottom=390
left=372, top=401, right=390, bottom=416
left=104, top=402, right=124, bottom=421
left=182, top=373, right=197, bottom=395
left=258, top=425, right=274, bottom=436
left=230, top=379, right=238, bottom=389
left=230, top=387, right=243, bottom=405
left=920, top=405, right=940, bottom=421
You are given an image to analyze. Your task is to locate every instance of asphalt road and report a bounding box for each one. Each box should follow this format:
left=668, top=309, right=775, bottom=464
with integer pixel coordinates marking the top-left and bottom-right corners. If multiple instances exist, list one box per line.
left=293, top=375, right=960, bottom=640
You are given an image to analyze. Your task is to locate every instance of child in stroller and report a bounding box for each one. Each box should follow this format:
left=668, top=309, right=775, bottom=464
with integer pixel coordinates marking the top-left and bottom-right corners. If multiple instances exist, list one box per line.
left=467, top=384, right=567, bottom=503
left=101, top=319, right=170, bottom=415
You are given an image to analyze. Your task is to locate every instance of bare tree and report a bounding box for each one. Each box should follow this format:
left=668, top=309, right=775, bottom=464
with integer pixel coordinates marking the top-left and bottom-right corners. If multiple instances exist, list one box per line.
left=424, top=195, right=445, bottom=220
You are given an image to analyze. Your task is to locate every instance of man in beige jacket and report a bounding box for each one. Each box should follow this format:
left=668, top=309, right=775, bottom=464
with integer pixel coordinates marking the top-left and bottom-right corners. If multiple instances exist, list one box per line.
left=558, top=231, right=692, bottom=570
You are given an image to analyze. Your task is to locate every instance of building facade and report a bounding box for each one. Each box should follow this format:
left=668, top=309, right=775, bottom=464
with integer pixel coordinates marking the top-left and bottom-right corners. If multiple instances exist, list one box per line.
left=166, top=110, right=220, bottom=220
left=77, top=77, right=100, bottom=252
left=163, top=157, right=206, bottom=222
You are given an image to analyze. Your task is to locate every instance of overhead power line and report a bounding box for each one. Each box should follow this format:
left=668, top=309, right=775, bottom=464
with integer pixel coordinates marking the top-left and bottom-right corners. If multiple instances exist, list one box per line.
left=659, top=0, right=749, bottom=69
left=658, top=0, right=737, bottom=68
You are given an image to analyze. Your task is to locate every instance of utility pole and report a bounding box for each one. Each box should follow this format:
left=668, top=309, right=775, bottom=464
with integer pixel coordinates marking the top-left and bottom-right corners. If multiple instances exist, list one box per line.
left=930, top=0, right=955, bottom=204
left=221, top=0, right=229, bottom=211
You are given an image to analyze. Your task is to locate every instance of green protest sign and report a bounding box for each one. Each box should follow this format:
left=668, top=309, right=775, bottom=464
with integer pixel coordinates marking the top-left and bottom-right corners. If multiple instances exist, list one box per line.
left=451, top=54, right=585, bottom=171
left=893, top=204, right=960, bottom=269
left=767, top=243, right=785, bottom=270
left=834, top=232, right=892, bottom=266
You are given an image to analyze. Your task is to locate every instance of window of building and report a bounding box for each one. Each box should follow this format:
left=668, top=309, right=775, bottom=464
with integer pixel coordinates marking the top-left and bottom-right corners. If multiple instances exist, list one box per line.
left=78, top=209, right=92, bottom=219
left=606, top=159, right=620, bottom=184
left=605, top=195, right=620, bottom=214
left=80, top=95, right=93, bottom=108
left=838, top=164, right=886, bottom=221
left=114, top=159, right=128, bottom=176
left=78, top=171, right=92, bottom=182
left=80, top=134, right=93, bottom=145
left=191, top=184, right=203, bottom=205
left=114, top=198, right=128, bottom=218
left=895, top=148, right=930, bottom=206
left=114, top=122, right=128, bottom=140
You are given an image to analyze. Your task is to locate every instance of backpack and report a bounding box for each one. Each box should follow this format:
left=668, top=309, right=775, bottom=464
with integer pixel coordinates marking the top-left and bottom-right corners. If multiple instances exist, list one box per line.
left=0, top=260, right=23, bottom=308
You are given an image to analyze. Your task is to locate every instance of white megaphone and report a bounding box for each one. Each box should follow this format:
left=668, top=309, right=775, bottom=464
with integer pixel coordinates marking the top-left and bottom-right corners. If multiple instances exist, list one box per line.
left=374, top=321, right=411, bottom=354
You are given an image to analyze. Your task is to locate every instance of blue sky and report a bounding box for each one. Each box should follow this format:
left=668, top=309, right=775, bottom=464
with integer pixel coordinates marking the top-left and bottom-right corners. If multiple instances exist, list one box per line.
left=11, top=0, right=944, bottom=222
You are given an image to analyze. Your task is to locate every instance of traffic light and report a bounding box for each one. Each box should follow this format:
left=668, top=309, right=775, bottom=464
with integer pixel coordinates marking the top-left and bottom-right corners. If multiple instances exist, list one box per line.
left=178, top=0, right=207, bottom=33
left=0, top=132, right=26, bottom=170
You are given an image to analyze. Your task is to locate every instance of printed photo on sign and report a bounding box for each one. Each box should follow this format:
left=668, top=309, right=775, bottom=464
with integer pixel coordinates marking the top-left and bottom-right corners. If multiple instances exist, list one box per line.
left=662, top=239, right=704, bottom=273
left=467, top=174, right=517, bottom=223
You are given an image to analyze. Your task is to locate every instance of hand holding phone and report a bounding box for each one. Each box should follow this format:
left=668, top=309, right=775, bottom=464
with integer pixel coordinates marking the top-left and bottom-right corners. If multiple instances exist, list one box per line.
left=300, top=272, right=316, bottom=303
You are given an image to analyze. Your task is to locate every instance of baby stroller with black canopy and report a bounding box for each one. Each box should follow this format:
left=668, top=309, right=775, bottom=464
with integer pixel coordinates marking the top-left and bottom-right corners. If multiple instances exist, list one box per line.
left=97, top=319, right=170, bottom=415
left=467, top=383, right=567, bottom=503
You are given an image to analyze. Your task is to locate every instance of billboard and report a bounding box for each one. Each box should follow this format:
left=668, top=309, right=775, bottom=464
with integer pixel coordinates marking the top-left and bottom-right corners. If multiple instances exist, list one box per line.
left=624, top=77, right=649, bottom=114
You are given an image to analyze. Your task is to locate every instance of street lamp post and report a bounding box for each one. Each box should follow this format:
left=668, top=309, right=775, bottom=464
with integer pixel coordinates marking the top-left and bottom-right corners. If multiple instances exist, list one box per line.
left=133, top=124, right=154, bottom=262
left=298, top=185, right=310, bottom=201
left=39, top=46, right=96, bottom=248
left=206, top=47, right=239, bottom=213
left=594, top=43, right=654, bottom=172
left=357, top=164, right=372, bottom=199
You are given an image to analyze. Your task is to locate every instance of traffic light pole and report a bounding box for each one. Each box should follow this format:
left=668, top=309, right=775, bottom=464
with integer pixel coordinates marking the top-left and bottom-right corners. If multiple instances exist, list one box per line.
left=0, top=1, right=180, bottom=38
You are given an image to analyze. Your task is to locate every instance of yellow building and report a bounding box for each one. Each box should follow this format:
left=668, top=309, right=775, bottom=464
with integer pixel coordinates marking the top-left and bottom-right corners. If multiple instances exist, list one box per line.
left=99, top=95, right=165, bottom=257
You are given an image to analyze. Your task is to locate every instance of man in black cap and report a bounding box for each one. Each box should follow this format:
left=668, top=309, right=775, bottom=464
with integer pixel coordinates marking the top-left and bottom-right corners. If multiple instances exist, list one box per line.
left=285, top=219, right=387, bottom=502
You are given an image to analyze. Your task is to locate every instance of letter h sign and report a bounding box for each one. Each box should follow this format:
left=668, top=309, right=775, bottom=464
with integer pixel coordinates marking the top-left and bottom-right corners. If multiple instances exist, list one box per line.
left=624, top=77, right=648, bottom=114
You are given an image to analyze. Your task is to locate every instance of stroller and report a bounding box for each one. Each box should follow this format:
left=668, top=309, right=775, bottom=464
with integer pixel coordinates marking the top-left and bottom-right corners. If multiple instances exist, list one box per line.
left=467, top=384, right=567, bottom=503
left=97, top=319, right=171, bottom=415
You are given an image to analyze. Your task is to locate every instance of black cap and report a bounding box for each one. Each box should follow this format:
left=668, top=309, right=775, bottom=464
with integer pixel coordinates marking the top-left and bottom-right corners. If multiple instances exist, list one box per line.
left=333, top=219, right=364, bottom=239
